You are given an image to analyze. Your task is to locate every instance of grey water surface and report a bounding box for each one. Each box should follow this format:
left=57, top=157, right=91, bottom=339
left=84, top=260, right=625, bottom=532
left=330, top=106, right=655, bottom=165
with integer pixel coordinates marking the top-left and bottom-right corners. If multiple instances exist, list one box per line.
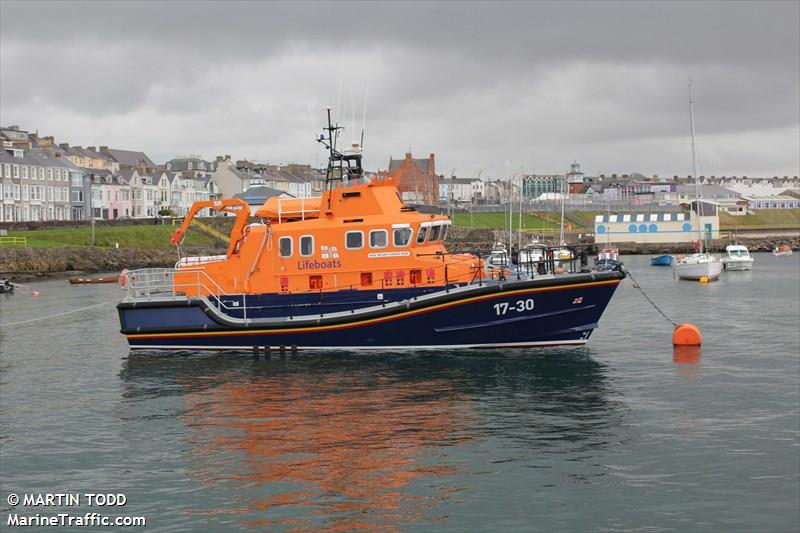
left=1, top=254, right=798, bottom=532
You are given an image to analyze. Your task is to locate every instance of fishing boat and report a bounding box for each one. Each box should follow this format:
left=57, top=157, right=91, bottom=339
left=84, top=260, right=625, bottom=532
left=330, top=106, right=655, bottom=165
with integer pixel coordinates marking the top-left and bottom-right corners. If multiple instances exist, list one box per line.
left=722, top=244, right=754, bottom=271
left=650, top=255, right=673, bottom=266
left=517, top=238, right=547, bottom=277
left=673, top=81, right=722, bottom=282
left=594, top=245, right=623, bottom=272
left=69, top=275, right=120, bottom=285
left=773, top=244, right=793, bottom=257
left=116, top=110, right=625, bottom=351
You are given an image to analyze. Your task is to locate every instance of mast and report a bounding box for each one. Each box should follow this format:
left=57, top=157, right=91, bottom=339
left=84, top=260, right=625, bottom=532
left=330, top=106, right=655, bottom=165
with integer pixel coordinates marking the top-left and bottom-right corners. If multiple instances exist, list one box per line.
left=559, top=177, right=566, bottom=245
left=688, top=79, right=703, bottom=252
left=317, top=107, right=363, bottom=211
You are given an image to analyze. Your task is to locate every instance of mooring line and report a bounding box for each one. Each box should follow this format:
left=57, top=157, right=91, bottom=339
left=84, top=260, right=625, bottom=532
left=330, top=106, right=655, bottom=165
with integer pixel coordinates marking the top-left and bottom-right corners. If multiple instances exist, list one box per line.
left=0, top=299, right=119, bottom=328
left=625, top=269, right=678, bottom=327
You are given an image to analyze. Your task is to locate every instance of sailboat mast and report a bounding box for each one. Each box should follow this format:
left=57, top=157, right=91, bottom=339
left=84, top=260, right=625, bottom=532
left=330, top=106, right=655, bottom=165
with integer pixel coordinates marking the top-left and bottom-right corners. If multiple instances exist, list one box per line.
left=689, top=79, right=703, bottom=251
left=559, top=178, right=565, bottom=245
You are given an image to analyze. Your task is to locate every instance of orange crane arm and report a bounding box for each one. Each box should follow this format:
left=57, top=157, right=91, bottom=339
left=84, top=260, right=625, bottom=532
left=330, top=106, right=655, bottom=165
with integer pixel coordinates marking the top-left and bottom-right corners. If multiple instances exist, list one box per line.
left=170, top=198, right=250, bottom=257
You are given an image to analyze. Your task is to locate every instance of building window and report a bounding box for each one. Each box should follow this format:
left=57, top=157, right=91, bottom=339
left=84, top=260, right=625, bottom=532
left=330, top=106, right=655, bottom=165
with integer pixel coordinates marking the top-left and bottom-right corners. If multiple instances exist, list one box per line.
left=345, top=231, right=363, bottom=249
left=300, top=235, right=314, bottom=257
left=393, top=227, right=413, bottom=247
left=22, top=166, right=28, bottom=179
left=369, top=229, right=388, bottom=248
left=279, top=236, right=293, bottom=257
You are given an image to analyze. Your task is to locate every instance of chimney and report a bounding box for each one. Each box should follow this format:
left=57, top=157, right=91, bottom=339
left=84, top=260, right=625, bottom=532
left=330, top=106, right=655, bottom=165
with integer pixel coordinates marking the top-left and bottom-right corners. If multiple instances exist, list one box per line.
left=59, top=143, right=69, bottom=149
left=87, top=146, right=96, bottom=152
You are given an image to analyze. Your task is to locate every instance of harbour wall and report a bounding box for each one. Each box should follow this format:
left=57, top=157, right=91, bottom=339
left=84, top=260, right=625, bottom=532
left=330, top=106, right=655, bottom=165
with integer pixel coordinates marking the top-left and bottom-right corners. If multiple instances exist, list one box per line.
left=1, top=228, right=796, bottom=280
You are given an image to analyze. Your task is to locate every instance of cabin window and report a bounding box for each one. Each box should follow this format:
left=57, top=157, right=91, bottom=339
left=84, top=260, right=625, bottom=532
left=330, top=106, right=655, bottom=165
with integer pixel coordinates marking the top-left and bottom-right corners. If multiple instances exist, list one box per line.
left=345, top=231, right=363, bottom=249
left=417, top=226, right=428, bottom=243
left=441, top=225, right=449, bottom=241
left=369, top=229, right=388, bottom=248
left=429, top=225, right=442, bottom=241
left=300, top=235, right=314, bottom=256
left=279, top=236, right=293, bottom=257
left=393, top=227, right=413, bottom=247
left=361, top=272, right=373, bottom=286
left=309, top=275, right=323, bottom=290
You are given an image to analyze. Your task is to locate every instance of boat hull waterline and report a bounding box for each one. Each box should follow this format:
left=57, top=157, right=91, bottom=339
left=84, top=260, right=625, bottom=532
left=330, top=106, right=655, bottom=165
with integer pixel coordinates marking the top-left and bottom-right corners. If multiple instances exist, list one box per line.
left=119, top=272, right=624, bottom=351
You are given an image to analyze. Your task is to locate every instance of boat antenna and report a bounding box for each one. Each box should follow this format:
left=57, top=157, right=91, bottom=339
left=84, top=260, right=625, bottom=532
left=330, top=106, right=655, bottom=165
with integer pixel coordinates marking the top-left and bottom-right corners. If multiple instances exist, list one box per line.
left=317, top=107, right=363, bottom=210
left=689, top=79, right=703, bottom=253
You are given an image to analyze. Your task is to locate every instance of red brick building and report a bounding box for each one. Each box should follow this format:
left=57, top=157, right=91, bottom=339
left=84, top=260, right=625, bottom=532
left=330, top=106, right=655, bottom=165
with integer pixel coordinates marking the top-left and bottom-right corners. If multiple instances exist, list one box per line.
left=388, top=152, right=439, bottom=205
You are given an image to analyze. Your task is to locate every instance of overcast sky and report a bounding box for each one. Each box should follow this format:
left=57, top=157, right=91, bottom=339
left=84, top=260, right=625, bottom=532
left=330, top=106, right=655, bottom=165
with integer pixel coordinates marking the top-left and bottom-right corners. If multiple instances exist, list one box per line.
left=1, top=1, right=798, bottom=179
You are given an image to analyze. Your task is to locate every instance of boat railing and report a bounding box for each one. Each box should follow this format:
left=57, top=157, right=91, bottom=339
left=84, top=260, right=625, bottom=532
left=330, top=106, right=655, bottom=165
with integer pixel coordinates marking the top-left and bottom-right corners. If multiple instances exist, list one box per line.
left=123, top=267, right=229, bottom=301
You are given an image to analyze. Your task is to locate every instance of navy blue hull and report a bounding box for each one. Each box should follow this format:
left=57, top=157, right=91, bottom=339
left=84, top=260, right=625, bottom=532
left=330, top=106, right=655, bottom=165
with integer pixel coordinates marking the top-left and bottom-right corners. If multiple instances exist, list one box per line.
left=119, top=272, right=624, bottom=350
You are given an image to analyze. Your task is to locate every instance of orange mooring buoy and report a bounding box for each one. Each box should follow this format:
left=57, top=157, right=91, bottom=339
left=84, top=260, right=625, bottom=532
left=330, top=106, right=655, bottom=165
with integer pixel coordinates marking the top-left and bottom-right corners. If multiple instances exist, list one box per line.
left=673, top=323, right=702, bottom=346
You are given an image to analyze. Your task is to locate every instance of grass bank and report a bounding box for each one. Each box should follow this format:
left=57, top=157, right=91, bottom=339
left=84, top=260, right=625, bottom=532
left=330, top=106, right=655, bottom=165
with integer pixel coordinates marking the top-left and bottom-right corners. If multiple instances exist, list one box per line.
left=6, top=225, right=217, bottom=249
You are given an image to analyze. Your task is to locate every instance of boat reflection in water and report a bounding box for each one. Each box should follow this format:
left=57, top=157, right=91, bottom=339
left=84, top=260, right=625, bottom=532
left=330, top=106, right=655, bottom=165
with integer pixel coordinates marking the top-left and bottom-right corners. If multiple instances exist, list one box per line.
left=120, top=351, right=620, bottom=530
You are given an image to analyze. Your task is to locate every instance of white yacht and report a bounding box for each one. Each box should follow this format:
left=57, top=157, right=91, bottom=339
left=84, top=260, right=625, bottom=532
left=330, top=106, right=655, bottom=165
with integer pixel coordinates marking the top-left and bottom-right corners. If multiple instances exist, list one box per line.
left=722, top=244, right=754, bottom=271
left=673, top=81, right=723, bottom=282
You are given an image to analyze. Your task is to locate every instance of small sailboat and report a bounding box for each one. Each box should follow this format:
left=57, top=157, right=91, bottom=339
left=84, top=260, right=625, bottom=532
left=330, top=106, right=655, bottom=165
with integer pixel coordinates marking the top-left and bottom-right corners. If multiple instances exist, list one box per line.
left=650, top=255, right=673, bottom=267
left=722, top=244, right=754, bottom=271
left=773, top=244, right=793, bottom=257
left=673, top=80, right=723, bottom=282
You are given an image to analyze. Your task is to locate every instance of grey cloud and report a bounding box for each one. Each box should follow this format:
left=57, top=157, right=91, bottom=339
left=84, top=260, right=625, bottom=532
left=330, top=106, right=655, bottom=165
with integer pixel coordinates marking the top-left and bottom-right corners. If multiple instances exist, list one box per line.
left=1, top=0, right=797, bottom=178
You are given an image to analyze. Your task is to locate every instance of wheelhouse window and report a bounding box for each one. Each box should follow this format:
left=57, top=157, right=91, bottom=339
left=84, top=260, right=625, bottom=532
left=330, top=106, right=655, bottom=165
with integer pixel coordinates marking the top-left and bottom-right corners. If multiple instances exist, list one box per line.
left=429, top=224, right=441, bottom=241
left=279, top=236, right=293, bottom=257
left=369, top=229, right=387, bottom=248
left=417, top=225, right=428, bottom=244
left=300, top=235, right=314, bottom=256
left=345, top=231, right=364, bottom=250
left=393, top=226, right=413, bottom=247
left=441, top=224, right=449, bottom=241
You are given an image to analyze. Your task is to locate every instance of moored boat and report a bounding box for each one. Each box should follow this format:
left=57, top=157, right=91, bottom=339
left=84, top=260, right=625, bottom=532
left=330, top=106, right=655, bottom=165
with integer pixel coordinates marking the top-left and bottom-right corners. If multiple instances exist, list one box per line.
left=650, top=255, right=673, bottom=266
left=773, top=244, right=793, bottom=257
left=594, top=245, right=623, bottom=271
left=117, top=110, right=625, bottom=351
left=0, top=279, right=14, bottom=294
left=673, top=81, right=723, bottom=282
left=722, top=244, right=754, bottom=271
left=70, top=275, right=120, bottom=284
left=674, top=252, right=723, bottom=281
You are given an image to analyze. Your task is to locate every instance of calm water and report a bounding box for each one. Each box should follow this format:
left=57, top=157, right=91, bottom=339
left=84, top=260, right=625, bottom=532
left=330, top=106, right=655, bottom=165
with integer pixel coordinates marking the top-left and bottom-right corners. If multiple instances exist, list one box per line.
left=1, top=254, right=798, bottom=532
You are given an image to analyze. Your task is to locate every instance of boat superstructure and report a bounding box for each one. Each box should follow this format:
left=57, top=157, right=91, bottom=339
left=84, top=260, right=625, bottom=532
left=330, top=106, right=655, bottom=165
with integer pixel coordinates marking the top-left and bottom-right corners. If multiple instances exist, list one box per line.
left=722, top=244, right=754, bottom=271
left=117, top=110, right=625, bottom=351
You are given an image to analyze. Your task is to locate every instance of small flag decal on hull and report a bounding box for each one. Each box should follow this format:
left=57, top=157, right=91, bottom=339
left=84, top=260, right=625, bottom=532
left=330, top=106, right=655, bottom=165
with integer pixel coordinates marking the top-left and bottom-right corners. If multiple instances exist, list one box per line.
left=572, top=297, right=583, bottom=304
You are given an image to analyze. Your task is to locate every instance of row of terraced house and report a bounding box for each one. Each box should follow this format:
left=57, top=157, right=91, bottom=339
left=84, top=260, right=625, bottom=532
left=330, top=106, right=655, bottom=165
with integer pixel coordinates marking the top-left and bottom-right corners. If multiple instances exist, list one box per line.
left=0, top=126, right=219, bottom=222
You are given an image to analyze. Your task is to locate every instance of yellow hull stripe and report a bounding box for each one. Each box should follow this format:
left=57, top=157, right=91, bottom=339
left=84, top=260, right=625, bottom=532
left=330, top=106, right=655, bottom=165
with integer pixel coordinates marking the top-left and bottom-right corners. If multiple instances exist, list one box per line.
left=127, top=279, right=620, bottom=340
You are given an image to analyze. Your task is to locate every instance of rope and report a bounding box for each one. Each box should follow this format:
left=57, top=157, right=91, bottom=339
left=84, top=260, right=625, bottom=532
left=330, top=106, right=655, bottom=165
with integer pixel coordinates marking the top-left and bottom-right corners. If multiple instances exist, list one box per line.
left=625, top=268, right=678, bottom=327
left=0, top=299, right=118, bottom=329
